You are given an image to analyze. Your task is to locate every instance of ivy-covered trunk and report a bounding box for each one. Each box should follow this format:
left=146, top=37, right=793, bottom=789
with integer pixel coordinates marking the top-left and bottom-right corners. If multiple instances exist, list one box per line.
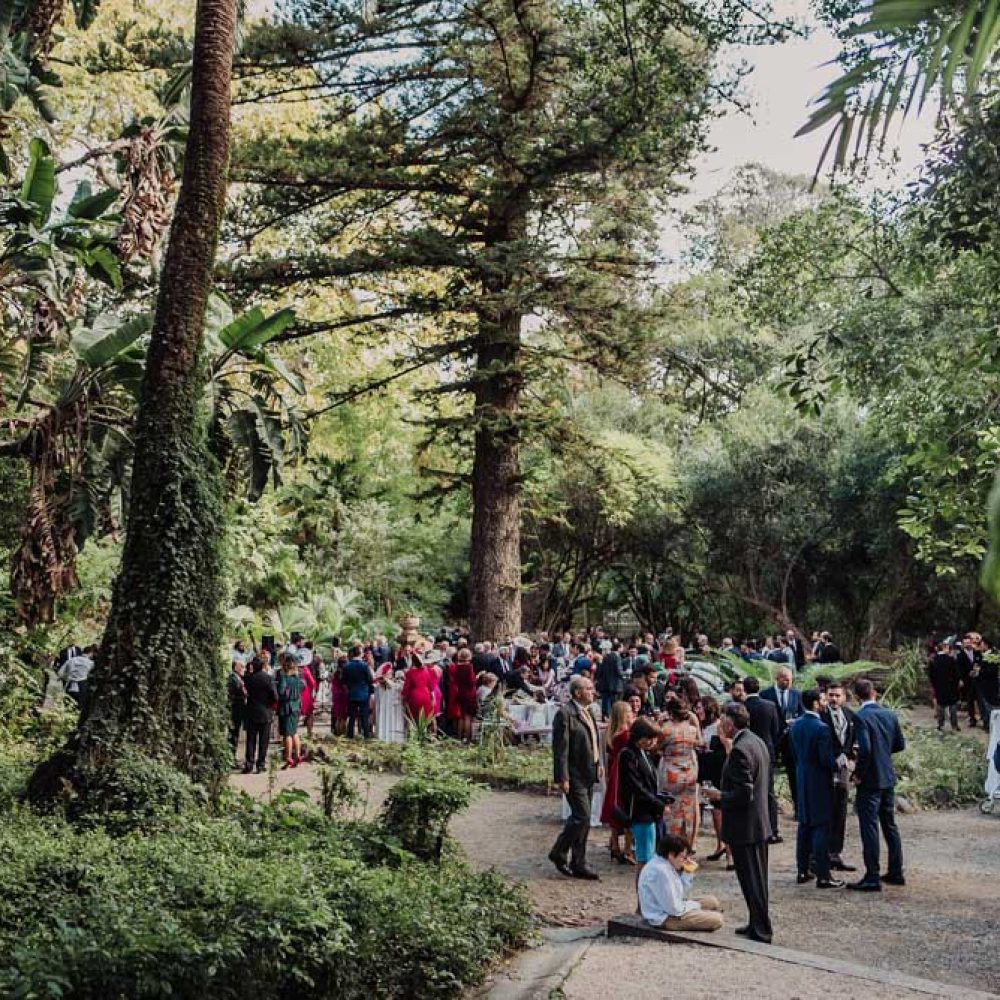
left=469, top=198, right=526, bottom=642
left=29, top=0, right=239, bottom=800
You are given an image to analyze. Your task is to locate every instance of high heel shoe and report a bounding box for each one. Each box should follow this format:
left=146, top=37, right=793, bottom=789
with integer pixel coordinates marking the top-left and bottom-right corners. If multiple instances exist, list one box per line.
left=707, top=848, right=727, bottom=862
left=621, top=852, right=637, bottom=866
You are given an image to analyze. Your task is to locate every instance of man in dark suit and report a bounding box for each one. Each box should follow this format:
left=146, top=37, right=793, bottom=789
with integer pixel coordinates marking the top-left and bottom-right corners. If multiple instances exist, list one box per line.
left=549, top=675, right=603, bottom=880
left=821, top=682, right=857, bottom=872
left=785, top=628, right=806, bottom=670
left=956, top=634, right=981, bottom=728
left=790, top=689, right=844, bottom=889
left=761, top=665, right=803, bottom=829
left=594, top=641, right=625, bottom=719
left=243, top=656, right=278, bottom=774
left=703, top=702, right=773, bottom=943
left=927, top=642, right=961, bottom=732
left=848, top=677, right=906, bottom=892
left=743, top=676, right=782, bottom=842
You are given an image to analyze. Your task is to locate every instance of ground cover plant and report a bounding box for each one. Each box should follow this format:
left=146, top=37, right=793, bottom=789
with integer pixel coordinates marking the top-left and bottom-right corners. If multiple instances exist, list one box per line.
left=0, top=749, right=533, bottom=999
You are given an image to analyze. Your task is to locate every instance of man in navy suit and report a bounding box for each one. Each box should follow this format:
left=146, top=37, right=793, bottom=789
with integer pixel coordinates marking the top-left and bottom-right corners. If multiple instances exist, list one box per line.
left=848, top=677, right=906, bottom=891
left=789, top=690, right=844, bottom=889
left=761, top=666, right=803, bottom=835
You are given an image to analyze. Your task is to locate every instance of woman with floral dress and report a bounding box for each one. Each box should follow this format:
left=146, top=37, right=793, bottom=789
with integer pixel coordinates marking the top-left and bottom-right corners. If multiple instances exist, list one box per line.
left=657, top=696, right=702, bottom=846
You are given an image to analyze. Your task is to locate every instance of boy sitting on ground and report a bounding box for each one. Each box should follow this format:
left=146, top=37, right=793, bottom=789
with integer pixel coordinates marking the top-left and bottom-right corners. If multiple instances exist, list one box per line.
left=637, top=833, right=723, bottom=932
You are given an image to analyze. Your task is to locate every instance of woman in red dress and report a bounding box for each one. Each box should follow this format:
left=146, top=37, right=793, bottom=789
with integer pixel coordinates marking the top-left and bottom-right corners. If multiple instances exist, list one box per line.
left=600, top=700, right=636, bottom=864
left=401, top=654, right=435, bottom=730
left=447, top=647, right=478, bottom=741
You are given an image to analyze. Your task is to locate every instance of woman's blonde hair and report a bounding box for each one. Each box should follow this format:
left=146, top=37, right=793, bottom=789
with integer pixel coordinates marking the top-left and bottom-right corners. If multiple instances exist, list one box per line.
left=607, top=699, right=632, bottom=741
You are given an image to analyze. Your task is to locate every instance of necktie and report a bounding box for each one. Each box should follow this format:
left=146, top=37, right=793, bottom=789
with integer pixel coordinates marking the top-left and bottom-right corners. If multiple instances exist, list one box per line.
left=780, top=690, right=786, bottom=713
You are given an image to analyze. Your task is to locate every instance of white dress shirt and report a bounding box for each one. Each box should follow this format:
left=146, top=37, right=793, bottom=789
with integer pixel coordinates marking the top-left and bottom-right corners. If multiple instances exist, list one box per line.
left=638, top=855, right=699, bottom=925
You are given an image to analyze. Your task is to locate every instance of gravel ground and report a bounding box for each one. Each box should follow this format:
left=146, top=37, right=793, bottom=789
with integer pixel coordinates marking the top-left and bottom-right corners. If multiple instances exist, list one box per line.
left=562, top=938, right=940, bottom=1000
left=231, top=727, right=1000, bottom=996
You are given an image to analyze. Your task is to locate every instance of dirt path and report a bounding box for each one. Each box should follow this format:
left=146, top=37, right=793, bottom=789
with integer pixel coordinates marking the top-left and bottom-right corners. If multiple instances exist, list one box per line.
left=231, top=729, right=1000, bottom=996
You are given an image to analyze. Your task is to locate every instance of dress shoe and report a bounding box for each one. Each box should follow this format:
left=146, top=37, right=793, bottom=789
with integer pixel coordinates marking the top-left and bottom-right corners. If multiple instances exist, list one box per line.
left=816, top=878, right=845, bottom=889
left=881, top=873, right=906, bottom=886
left=548, top=851, right=573, bottom=877
left=796, top=873, right=813, bottom=885
left=570, top=868, right=600, bottom=881
left=255, top=765, right=266, bottom=774
left=829, top=858, right=857, bottom=872
left=241, top=764, right=253, bottom=774
left=847, top=879, right=881, bottom=892
left=736, top=926, right=771, bottom=943
left=767, top=834, right=783, bottom=845
left=725, top=864, right=736, bottom=871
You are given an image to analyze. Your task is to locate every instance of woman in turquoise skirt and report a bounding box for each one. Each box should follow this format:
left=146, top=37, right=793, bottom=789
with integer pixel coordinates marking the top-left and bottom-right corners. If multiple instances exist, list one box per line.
left=277, top=654, right=306, bottom=768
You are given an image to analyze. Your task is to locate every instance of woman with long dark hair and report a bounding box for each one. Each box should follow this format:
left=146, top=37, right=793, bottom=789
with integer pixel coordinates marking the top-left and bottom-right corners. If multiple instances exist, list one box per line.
left=617, top=717, right=667, bottom=904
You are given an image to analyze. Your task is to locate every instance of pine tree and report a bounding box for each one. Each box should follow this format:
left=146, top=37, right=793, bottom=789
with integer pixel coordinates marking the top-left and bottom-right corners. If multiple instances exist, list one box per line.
left=226, top=0, right=782, bottom=639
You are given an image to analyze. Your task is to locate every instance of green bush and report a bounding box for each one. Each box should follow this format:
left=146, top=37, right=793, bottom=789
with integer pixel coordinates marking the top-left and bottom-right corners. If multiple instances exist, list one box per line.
left=0, top=787, right=532, bottom=999
left=68, top=749, right=208, bottom=834
left=381, top=774, right=473, bottom=861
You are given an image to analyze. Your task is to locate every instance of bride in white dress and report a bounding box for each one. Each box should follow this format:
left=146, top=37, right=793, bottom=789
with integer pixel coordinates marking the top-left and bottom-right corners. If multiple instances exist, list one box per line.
left=374, top=664, right=406, bottom=743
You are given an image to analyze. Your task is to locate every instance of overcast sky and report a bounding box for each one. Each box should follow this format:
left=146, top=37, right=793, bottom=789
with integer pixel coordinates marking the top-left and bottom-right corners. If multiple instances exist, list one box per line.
left=691, top=1, right=934, bottom=198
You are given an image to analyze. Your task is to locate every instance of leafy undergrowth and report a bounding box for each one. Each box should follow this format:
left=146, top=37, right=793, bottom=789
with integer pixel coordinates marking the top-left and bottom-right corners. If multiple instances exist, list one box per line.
left=0, top=748, right=534, bottom=999
left=896, top=724, right=988, bottom=808
left=325, top=734, right=554, bottom=792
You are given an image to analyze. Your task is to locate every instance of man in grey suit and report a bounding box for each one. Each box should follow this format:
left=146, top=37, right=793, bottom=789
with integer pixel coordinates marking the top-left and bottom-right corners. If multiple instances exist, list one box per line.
left=549, top=675, right=603, bottom=880
left=704, top=701, right=773, bottom=943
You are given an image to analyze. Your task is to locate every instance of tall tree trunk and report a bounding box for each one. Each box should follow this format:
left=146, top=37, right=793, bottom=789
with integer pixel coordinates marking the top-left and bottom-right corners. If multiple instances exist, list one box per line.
left=29, top=0, right=238, bottom=800
left=469, top=200, right=526, bottom=642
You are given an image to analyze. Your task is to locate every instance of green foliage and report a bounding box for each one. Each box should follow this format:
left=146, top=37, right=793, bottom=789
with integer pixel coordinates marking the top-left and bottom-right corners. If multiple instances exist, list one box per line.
left=68, top=749, right=207, bottom=834
left=381, top=774, right=473, bottom=861
left=331, top=734, right=553, bottom=791
left=0, top=789, right=532, bottom=999
left=318, top=757, right=362, bottom=820
left=896, top=723, right=987, bottom=808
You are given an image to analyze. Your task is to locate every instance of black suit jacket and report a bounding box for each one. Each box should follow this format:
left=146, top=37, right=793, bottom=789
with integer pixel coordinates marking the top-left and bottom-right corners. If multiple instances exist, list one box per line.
left=552, top=700, right=600, bottom=789
left=745, top=695, right=781, bottom=763
left=720, top=729, right=772, bottom=846
left=245, top=670, right=278, bottom=724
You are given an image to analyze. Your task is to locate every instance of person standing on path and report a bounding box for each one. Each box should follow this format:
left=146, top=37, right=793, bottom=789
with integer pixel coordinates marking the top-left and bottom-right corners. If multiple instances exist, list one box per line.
left=761, top=665, right=803, bottom=833
left=820, top=681, right=857, bottom=873
left=243, top=656, right=278, bottom=774
left=789, top=689, right=844, bottom=889
left=595, top=640, right=625, bottom=720
left=927, top=642, right=961, bottom=733
left=848, top=677, right=906, bottom=892
left=743, top=676, right=782, bottom=844
left=703, top=702, right=773, bottom=943
left=343, top=645, right=375, bottom=739
left=277, top=654, right=306, bottom=769
left=227, top=658, right=248, bottom=765
left=549, top=675, right=603, bottom=881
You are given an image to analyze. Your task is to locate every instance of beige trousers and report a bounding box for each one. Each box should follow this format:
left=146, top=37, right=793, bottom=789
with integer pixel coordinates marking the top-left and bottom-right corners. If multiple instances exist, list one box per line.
left=660, top=895, right=723, bottom=932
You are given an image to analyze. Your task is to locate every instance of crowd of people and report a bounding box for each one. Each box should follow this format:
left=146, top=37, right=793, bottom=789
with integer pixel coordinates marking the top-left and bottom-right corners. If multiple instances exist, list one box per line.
left=926, top=632, right=999, bottom=733
left=543, top=631, right=915, bottom=943
left=52, top=622, right=963, bottom=943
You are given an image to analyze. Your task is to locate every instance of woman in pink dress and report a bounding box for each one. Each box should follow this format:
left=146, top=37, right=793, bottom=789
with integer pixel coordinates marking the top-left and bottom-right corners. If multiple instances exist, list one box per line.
left=330, top=659, right=349, bottom=737
left=401, top=656, right=435, bottom=730
left=299, top=661, right=318, bottom=740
